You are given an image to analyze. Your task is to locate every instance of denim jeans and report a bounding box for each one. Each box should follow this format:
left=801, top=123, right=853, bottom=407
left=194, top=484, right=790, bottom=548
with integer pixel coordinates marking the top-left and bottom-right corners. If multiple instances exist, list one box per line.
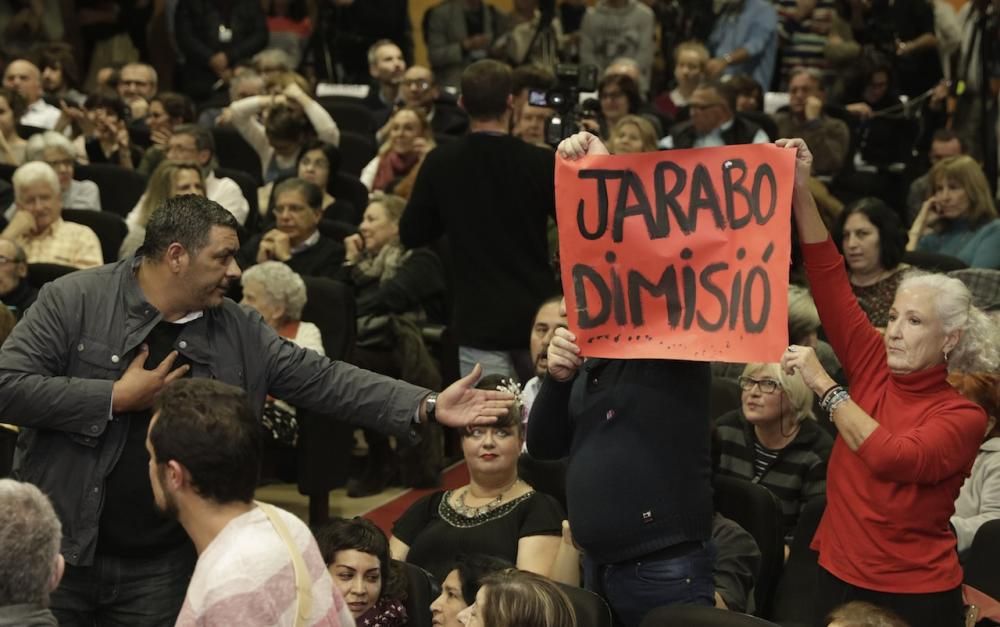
left=51, top=543, right=196, bottom=627
left=458, top=346, right=532, bottom=382
left=584, top=541, right=716, bottom=627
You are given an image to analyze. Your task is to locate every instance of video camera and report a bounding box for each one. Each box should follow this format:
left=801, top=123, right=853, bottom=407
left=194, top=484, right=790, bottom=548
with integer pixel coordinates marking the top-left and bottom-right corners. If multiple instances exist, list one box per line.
left=527, top=63, right=600, bottom=147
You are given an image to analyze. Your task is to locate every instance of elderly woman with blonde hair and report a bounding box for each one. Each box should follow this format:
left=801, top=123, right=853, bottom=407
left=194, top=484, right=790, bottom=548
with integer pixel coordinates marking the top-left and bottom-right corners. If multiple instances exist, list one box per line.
left=715, top=361, right=834, bottom=543
left=360, top=107, right=435, bottom=194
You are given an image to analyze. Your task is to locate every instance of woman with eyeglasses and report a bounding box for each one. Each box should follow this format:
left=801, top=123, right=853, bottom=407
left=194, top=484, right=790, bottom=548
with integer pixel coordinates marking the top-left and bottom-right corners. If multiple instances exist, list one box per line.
left=716, top=363, right=833, bottom=547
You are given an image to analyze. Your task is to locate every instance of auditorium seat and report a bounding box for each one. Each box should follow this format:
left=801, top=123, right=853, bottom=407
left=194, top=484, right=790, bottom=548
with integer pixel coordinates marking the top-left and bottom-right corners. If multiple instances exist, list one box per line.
left=318, top=96, right=377, bottom=136
left=713, top=475, right=785, bottom=617
left=26, top=263, right=77, bottom=289
left=338, top=131, right=378, bottom=178
left=640, top=606, right=780, bottom=626
left=74, top=164, right=146, bottom=218
left=769, top=497, right=825, bottom=626
left=557, top=582, right=614, bottom=627
left=211, top=127, right=263, bottom=186
left=62, top=209, right=128, bottom=263
left=398, top=560, right=438, bottom=627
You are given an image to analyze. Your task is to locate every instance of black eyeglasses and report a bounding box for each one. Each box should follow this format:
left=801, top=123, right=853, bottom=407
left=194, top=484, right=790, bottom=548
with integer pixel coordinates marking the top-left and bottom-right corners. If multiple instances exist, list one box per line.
left=0, top=255, right=25, bottom=265
left=737, top=376, right=781, bottom=394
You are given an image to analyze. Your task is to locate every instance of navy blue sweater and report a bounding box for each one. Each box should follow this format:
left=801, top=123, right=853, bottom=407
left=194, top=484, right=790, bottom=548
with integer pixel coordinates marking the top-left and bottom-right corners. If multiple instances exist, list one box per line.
left=527, top=358, right=714, bottom=564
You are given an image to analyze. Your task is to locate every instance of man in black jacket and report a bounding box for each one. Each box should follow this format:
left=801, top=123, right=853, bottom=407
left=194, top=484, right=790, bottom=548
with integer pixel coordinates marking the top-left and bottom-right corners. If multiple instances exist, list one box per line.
left=173, top=0, right=268, bottom=103
left=400, top=60, right=557, bottom=382
left=660, top=79, right=768, bottom=150
left=530, top=134, right=716, bottom=626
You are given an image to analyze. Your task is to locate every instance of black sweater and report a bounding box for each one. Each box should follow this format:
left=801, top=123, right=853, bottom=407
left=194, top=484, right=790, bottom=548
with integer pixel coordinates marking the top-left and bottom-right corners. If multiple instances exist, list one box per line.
left=399, top=133, right=557, bottom=349
left=527, top=358, right=714, bottom=564
left=238, top=233, right=345, bottom=279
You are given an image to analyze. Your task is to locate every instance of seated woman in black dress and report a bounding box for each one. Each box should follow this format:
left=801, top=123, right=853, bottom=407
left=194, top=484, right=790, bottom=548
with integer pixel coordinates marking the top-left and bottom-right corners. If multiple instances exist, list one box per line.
left=389, top=375, right=564, bottom=582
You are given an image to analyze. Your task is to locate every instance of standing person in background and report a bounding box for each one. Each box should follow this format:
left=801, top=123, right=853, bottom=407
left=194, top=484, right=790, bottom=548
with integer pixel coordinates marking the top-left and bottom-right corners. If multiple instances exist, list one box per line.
left=579, top=0, right=655, bottom=94
left=307, top=0, right=413, bottom=84
left=400, top=60, right=556, bottom=381
left=706, top=0, right=778, bottom=92
left=424, top=0, right=511, bottom=90
left=174, top=0, right=268, bottom=103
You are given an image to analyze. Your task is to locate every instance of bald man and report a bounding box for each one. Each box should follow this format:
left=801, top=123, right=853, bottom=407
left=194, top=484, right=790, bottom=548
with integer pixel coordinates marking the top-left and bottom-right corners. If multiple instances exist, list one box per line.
left=3, top=59, right=61, bottom=130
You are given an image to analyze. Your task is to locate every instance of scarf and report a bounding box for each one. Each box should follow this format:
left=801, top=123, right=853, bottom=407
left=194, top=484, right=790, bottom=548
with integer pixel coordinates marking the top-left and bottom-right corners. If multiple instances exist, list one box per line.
left=372, top=150, right=420, bottom=192
left=355, top=597, right=407, bottom=627
left=354, top=242, right=410, bottom=285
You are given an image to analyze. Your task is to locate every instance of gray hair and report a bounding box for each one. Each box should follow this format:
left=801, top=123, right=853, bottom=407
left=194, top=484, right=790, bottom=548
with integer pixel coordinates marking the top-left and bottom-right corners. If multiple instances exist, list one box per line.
left=121, top=62, right=158, bottom=90
left=241, top=261, right=308, bottom=320
left=788, top=285, right=821, bottom=344
left=368, top=39, right=401, bottom=66
left=25, top=130, right=76, bottom=162
left=12, top=161, right=60, bottom=197
left=0, top=479, right=62, bottom=605
left=0, top=237, right=27, bottom=262
left=252, top=48, right=294, bottom=72
left=899, top=271, right=1000, bottom=373
left=788, top=66, right=824, bottom=87
left=230, top=71, right=265, bottom=100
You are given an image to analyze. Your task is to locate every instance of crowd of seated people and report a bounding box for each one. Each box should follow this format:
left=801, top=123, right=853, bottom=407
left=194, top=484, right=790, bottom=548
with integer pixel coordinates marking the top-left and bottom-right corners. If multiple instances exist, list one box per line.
left=1, top=2, right=1000, bottom=627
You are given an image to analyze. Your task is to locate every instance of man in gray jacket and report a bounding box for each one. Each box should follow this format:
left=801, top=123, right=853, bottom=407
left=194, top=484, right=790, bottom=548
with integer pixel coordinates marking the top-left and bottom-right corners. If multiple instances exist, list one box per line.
left=0, top=195, right=508, bottom=626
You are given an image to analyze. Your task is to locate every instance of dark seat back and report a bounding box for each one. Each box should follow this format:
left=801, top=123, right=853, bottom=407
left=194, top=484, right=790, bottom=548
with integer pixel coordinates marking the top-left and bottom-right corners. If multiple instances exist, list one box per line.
left=338, top=131, right=378, bottom=177
left=211, top=127, right=263, bottom=186
left=640, top=605, right=781, bottom=626
left=74, top=164, right=147, bottom=218
left=330, top=172, right=368, bottom=221
left=318, top=96, right=378, bottom=136
left=26, top=263, right=77, bottom=290
left=214, top=167, right=262, bottom=235
left=902, top=250, right=968, bottom=272
left=397, top=560, right=438, bottom=627
left=62, top=209, right=128, bottom=263
left=295, top=277, right=357, bottom=496
left=713, top=475, right=785, bottom=618
left=556, top=582, right=614, bottom=627
left=709, top=377, right=742, bottom=421
left=964, top=519, right=1000, bottom=601
left=770, top=497, right=825, bottom=625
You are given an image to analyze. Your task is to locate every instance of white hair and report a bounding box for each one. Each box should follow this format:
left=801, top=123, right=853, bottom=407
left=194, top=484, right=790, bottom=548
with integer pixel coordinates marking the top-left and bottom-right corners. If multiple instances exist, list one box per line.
left=899, top=271, right=1000, bottom=373
left=122, top=62, right=158, bottom=90
left=743, top=362, right=816, bottom=422
left=12, top=161, right=60, bottom=197
left=252, top=48, right=294, bottom=71
left=0, top=479, right=62, bottom=606
left=25, top=131, right=76, bottom=162
left=241, top=261, right=308, bottom=320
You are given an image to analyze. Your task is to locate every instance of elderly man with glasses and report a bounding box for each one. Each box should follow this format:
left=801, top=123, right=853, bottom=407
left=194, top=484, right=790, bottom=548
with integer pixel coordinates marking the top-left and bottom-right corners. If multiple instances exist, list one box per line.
left=0, top=237, right=37, bottom=319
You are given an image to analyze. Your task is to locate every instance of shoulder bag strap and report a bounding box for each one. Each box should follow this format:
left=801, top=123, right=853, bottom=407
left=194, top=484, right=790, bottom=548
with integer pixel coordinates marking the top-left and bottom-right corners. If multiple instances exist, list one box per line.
left=257, top=502, right=313, bottom=627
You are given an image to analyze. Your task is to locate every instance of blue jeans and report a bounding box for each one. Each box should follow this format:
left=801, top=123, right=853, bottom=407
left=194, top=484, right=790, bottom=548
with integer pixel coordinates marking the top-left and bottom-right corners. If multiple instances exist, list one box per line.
left=584, top=541, right=716, bottom=627
left=51, top=543, right=196, bottom=627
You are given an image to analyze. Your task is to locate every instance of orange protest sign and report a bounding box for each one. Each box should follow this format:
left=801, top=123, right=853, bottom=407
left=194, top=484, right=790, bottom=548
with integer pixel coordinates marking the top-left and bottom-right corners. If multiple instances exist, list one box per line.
left=555, top=144, right=795, bottom=363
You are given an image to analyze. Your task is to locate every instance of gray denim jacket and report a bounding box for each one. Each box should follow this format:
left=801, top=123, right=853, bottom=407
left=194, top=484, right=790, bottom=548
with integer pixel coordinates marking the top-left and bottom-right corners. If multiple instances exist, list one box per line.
left=0, top=258, right=428, bottom=566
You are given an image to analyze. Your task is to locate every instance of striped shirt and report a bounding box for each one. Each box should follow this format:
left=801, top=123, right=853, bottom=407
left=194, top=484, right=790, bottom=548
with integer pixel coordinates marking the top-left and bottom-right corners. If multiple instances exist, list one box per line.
left=716, top=409, right=834, bottom=539
left=772, top=0, right=837, bottom=88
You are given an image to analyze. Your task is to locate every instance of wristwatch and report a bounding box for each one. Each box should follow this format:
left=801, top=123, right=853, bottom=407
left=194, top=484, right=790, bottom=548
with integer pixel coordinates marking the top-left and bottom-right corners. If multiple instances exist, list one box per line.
left=423, top=393, right=438, bottom=424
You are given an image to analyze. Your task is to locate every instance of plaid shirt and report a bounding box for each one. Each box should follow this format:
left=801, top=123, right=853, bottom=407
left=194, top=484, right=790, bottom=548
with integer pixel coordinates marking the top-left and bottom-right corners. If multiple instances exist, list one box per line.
left=16, top=218, right=103, bottom=270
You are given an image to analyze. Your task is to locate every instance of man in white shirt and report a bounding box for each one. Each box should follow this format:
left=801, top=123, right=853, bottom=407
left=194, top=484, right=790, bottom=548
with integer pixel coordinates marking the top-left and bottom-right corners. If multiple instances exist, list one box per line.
left=147, top=378, right=355, bottom=627
left=164, top=124, right=250, bottom=225
left=3, top=59, right=61, bottom=130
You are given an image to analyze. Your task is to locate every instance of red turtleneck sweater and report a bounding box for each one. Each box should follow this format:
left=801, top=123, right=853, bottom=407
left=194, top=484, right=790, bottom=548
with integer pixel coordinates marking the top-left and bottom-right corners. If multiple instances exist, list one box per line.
left=803, top=237, right=986, bottom=593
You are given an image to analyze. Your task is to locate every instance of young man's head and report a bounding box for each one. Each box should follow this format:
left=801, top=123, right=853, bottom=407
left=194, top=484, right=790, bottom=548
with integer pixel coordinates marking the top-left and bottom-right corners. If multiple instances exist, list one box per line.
left=928, top=128, right=966, bottom=165
left=146, top=379, right=261, bottom=517
left=0, top=479, right=64, bottom=608
left=460, top=60, right=514, bottom=123
left=368, top=40, right=406, bottom=89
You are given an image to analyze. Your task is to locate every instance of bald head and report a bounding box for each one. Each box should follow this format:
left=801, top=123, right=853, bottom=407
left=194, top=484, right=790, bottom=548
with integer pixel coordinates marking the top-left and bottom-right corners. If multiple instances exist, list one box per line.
left=3, top=59, right=43, bottom=105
